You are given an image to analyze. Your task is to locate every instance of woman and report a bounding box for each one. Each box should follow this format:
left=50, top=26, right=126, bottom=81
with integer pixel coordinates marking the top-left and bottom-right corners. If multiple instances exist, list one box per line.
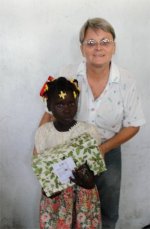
left=38, top=18, right=145, bottom=229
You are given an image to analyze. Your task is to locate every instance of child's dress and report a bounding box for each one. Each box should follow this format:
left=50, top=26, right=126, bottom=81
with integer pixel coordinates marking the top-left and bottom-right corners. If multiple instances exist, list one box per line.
left=34, top=121, right=105, bottom=229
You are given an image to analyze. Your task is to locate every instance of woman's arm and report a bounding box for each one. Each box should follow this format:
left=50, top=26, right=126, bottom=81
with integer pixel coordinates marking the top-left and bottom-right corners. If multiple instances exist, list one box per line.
left=33, top=146, right=38, bottom=156
left=39, top=112, right=54, bottom=127
left=99, top=126, right=140, bottom=157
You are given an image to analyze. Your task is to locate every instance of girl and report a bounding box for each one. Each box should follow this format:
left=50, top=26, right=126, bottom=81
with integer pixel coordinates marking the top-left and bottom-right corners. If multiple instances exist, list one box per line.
left=33, top=77, right=106, bottom=229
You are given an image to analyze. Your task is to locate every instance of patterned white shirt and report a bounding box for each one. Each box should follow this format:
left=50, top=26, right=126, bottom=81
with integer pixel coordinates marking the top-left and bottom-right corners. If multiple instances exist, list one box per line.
left=59, top=61, right=145, bottom=142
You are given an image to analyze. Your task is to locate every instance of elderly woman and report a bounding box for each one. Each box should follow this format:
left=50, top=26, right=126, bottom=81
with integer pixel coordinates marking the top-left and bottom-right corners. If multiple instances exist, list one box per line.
left=38, top=18, right=145, bottom=229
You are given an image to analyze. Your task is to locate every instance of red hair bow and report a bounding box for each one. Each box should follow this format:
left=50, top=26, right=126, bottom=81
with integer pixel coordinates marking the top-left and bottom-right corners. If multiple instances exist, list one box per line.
left=40, top=76, right=55, bottom=98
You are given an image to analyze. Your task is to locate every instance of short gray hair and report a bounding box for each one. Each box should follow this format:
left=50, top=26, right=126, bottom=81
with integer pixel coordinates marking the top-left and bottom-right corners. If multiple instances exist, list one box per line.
left=79, top=17, right=116, bottom=44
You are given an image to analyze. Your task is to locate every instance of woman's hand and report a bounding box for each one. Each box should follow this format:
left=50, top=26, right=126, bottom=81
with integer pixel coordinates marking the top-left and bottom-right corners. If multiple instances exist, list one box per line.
left=99, top=126, right=140, bottom=156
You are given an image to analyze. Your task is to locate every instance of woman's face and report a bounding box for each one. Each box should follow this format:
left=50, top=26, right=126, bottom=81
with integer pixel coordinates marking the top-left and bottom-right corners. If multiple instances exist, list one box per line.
left=80, top=28, right=115, bottom=68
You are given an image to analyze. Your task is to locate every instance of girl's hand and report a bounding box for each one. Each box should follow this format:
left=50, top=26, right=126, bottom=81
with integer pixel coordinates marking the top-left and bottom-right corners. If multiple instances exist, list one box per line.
left=70, top=162, right=95, bottom=189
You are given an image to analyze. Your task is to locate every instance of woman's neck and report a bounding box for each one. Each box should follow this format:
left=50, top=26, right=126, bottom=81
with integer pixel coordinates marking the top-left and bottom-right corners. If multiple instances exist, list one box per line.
left=86, top=63, right=111, bottom=99
left=86, top=62, right=110, bottom=81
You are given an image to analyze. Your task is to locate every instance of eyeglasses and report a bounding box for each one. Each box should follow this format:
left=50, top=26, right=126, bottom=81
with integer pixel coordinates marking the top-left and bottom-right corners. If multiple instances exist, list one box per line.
left=82, top=38, right=114, bottom=48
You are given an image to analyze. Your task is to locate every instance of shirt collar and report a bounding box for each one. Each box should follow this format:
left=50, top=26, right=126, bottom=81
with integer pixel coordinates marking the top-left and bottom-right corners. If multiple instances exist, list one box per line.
left=109, top=62, right=120, bottom=83
left=77, top=61, right=120, bottom=83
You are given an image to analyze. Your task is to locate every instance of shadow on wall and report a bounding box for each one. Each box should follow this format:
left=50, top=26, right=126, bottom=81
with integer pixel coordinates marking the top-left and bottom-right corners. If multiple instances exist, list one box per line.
left=0, top=196, right=24, bottom=229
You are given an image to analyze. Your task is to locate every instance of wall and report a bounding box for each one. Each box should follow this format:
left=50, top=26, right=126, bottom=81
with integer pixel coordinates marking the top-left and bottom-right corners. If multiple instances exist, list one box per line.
left=0, top=0, right=150, bottom=228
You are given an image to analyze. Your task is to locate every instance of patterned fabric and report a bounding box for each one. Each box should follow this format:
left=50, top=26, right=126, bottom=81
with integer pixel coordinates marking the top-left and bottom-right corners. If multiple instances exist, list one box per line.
left=35, top=121, right=101, bottom=154
left=58, top=61, right=145, bottom=142
left=40, top=186, right=101, bottom=229
left=34, top=121, right=103, bottom=228
left=32, top=133, right=106, bottom=197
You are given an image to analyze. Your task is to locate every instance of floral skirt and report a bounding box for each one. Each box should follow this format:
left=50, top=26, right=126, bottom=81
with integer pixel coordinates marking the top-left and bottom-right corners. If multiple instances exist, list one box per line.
left=40, top=185, right=101, bottom=229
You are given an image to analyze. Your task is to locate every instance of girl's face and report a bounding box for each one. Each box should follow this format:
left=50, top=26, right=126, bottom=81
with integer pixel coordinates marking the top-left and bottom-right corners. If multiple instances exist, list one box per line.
left=80, top=28, right=115, bottom=68
left=48, top=91, right=78, bottom=126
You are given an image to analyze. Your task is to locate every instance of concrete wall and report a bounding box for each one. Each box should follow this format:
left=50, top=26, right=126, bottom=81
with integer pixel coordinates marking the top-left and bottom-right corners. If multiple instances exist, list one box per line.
left=0, top=0, right=150, bottom=228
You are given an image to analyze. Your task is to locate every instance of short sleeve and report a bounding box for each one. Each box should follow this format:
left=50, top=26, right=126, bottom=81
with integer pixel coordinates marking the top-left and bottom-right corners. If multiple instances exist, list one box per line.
left=122, top=79, right=145, bottom=127
left=35, top=125, right=48, bottom=154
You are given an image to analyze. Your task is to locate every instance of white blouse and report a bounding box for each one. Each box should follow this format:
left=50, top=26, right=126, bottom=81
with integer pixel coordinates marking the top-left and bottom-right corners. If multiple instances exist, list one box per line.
left=58, top=61, right=145, bottom=142
left=35, top=121, right=101, bottom=154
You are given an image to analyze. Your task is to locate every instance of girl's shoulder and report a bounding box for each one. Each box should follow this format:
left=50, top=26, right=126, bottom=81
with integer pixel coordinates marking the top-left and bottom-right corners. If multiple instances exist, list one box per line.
left=35, top=122, right=54, bottom=139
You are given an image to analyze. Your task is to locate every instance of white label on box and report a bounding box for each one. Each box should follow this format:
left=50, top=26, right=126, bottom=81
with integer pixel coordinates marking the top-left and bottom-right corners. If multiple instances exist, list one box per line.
left=52, top=157, right=76, bottom=184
